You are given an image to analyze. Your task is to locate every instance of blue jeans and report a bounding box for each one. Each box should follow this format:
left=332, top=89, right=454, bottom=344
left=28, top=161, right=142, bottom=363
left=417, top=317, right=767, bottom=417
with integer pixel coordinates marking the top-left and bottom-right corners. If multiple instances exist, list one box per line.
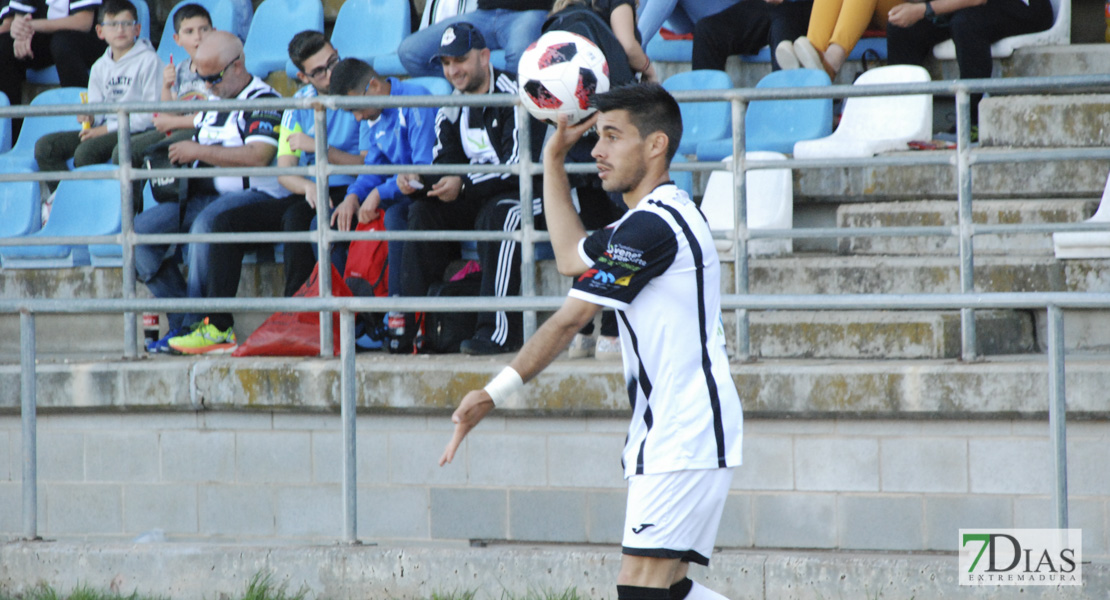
left=133, top=188, right=276, bottom=330
left=637, top=0, right=739, bottom=46
left=397, top=9, right=547, bottom=77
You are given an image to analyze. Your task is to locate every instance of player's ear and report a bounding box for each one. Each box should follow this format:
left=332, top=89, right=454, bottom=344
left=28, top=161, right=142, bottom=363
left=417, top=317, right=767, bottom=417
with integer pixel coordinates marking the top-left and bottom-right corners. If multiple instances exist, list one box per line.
left=647, top=131, right=670, bottom=160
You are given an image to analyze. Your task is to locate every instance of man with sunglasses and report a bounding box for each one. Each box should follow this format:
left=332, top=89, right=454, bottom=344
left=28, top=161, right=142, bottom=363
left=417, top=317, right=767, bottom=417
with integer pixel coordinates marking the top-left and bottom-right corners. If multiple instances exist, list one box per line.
left=135, top=30, right=290, bottom=355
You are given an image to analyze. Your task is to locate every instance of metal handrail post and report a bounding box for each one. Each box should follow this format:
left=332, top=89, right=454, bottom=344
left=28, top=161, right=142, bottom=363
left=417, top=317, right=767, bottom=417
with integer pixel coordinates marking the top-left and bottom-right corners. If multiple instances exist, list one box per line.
left=313, top=105, right=334, bottom=357
left=1047, top=304, right=1069, bottom=529
left=117, top=110, right=138, bottom=358
left=339, top=309, right=358, bottom=543
left=956, top=89, right=977, bottom=361
left=730, top=97, right=751, bottom=362
left=20, top=310, right=37, bottom=540
left=517, top=105, right=537, bottom=339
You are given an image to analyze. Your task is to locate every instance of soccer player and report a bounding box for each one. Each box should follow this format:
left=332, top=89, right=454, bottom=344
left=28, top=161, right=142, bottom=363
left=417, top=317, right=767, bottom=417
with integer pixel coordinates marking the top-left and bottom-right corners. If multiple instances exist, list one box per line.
left=440, top=83, right=744, bottom=600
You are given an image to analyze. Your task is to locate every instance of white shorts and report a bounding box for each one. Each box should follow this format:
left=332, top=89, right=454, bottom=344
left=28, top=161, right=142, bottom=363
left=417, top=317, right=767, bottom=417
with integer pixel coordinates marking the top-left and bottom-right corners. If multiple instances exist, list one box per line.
left=622, top=467, right=734, bottom=566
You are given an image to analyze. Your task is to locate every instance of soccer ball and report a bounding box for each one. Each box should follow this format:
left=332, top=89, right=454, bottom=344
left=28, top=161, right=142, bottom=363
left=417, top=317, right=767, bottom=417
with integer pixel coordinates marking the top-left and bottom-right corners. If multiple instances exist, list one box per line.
left=517, top=30, right=610, bottom=126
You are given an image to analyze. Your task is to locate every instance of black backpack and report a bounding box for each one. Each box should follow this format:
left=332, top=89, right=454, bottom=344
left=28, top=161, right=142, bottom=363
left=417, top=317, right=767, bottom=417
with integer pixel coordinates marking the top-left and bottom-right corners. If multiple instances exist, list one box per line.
left=420, top=270, right=482, bottom=353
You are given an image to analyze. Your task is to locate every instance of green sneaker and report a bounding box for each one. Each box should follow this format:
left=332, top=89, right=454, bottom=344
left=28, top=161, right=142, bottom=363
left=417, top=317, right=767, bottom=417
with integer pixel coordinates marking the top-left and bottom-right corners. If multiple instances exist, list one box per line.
left=167, top=318, right=238, bottom=355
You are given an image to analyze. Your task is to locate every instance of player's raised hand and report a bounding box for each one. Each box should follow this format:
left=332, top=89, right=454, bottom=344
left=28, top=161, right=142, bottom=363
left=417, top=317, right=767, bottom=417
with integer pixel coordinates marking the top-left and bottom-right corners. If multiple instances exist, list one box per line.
left=439, top=389, right=495, bottom=466
left=543, top=112, right=599, bottom=164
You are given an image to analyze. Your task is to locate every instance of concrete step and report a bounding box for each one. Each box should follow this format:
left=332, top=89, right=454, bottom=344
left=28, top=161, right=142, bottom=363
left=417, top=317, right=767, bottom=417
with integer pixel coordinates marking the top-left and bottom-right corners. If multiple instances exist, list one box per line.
left=748, top=309, right=1034, bottom=359
left=795, top=151, right=1108, bottom=202
left=980, top=93, right=1110, bottom=148
left=836, top=199, right=1097, bottom=256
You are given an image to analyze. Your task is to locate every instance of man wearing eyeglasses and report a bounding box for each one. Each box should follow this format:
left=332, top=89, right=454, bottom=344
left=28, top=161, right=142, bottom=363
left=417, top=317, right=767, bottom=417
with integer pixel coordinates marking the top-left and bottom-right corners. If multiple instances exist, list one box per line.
left=135, top=30, right=291, bottom=355
left=262, top=30, right=364, bottom=297
left=0, top=0, right=108, bottom=136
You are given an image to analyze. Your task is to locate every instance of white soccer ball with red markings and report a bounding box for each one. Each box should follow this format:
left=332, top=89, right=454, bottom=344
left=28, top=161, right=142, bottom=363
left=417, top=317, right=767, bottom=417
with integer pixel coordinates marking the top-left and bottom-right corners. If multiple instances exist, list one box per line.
left=517, top=30, right=610, bottom=126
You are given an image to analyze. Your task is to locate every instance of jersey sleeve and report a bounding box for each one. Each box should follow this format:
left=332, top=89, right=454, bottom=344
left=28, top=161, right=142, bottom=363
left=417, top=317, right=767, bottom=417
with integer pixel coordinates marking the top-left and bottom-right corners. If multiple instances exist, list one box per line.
left=277, top=109, right=303, bottom=158
left=242, top=106, right=282, bottom=146
left=569, top=210, right=677, bottom=310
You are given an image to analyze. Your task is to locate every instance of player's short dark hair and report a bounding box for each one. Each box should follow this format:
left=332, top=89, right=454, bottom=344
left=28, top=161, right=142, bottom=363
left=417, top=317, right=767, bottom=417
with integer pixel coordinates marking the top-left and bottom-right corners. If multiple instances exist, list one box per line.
left=329, top=58, right=378, bottom=95
left=287, top=30, right=330, bottom=73
left=173, top=3, right=212, bottom=33
left=593, top=83, right=683, bottom=163
left=99, top=0, right=137, bottom=23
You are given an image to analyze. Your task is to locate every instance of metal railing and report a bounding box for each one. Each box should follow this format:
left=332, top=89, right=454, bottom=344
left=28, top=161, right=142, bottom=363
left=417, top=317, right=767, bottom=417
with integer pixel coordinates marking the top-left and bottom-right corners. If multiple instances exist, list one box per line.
left=4, top=72, right=1110, bottom=544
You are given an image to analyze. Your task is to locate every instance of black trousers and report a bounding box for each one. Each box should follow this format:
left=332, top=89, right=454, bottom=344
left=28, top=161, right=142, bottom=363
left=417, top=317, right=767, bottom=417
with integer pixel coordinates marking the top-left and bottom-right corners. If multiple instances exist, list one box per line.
left=402, top=192, right=546, bottom=350
left=0, top=29, right=105, bottom=135
left=886, top=0, right=1053, bottom=121
left=281, top=186, right=351, bottom=297
left=204, top=195, right=301, bottom=331
left=692, top=0, right=813, bottom=71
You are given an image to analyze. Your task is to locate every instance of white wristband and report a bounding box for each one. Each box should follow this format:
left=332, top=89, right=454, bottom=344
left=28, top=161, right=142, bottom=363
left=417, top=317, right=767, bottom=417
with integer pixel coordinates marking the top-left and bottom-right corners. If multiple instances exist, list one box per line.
left=484, top=366, right=524, bottom=407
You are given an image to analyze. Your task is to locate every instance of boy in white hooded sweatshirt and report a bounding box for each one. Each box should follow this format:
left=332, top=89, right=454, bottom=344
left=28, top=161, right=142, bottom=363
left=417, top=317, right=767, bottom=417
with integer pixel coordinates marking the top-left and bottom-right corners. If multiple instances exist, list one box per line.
left=34, top=0, right=162, bottom=202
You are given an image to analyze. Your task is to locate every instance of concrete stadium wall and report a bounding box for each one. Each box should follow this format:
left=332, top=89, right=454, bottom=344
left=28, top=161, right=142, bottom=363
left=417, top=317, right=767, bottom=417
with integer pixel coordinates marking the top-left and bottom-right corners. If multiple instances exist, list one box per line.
left=2, top=411, right=1107, bottom=561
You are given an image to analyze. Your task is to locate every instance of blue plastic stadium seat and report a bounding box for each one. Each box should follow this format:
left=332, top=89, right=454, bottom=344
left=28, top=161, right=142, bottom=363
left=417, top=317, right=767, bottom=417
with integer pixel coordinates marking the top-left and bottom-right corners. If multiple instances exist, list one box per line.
left=323, top=0, right=410, bottom=79
left=645, top=35, right=692, bottom=63
left=697, top=68, right=833, bottom=160
left=0, top=87, right=85, bottom=173
left=661, top=70, right=733, bottom=156
left=406, top=76, right=453, bottom=96
left=244, top=0, right=323, bottom=79
left=157, top=0, right=237, bottom=64
left=670, top=154, right=693, bottom=199
left=0, top=165, right=121, bottom=268
left=0, top=177, right=41, bottom=238
left=0, top=91, right=10, bottom=153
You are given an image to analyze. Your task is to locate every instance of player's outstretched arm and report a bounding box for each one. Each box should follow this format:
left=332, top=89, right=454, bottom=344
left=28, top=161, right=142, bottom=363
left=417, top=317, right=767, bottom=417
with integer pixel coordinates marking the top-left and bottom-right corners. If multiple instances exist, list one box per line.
left=439, top=297, right=600, bottom=466
left=543, top=113, right=597, bottom=277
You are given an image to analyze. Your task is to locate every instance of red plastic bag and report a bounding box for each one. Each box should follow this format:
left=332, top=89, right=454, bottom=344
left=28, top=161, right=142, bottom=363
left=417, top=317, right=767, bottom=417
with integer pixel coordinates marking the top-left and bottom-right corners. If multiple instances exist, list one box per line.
left=344, top=215, right=389, bottom=297
left=232, top=264, right=352, bottom=356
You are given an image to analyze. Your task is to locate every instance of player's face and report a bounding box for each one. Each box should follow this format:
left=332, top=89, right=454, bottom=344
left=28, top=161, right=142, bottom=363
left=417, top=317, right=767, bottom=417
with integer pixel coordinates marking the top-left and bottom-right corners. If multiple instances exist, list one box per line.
left=591, top=110, right=648, bottom=195
left=440, top=49, right=489, bottom=94
left=173, top=16, right=212, bottom=56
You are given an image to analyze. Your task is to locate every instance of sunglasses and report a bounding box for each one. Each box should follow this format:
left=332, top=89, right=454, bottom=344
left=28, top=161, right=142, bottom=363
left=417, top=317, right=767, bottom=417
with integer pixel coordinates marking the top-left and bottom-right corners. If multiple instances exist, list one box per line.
left=196, top=55, right=241, bottom=85
left=306, top=54, right=340, bottom=80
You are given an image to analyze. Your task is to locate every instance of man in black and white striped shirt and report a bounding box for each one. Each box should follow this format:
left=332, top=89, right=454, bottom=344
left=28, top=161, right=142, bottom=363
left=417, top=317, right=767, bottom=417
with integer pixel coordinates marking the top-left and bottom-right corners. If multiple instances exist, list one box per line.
left=441, top=83, right=743, bottom=600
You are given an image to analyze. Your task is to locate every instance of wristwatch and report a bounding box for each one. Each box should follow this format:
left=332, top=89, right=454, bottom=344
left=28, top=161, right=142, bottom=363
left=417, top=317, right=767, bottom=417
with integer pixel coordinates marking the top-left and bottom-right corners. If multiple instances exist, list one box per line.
left=924, top=2, right=937, bottom=21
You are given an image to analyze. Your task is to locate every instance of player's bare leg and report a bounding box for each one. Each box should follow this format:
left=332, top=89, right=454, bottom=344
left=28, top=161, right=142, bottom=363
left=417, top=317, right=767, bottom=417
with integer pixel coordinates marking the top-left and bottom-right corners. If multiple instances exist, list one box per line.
left=617, top=556, right=729, bottom=600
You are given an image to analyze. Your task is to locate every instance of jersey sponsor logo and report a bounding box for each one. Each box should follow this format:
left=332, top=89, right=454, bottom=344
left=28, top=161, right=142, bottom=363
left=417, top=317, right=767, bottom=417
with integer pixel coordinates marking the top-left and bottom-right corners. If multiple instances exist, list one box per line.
left=614, top=275, right=632, bottom=286
left=249, top=120, right=274, bottom=134
left=631, top=523, right=655, bottom=534
left=577, top=269, right=614, bottom=284
left=598, top=254, right=643, bottom=273
left=606, top=243, right=647, bottom=267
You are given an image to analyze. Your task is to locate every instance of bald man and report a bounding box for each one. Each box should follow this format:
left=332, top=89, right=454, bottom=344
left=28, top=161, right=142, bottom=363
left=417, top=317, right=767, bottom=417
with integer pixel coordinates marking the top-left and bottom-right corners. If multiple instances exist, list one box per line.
left=136, top=30, right=291, bottom=355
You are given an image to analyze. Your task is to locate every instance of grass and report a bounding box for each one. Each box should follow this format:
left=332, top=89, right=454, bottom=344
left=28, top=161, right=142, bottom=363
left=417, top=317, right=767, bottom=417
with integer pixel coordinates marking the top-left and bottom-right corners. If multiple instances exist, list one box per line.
left=0, top=578, right=589, bottom=600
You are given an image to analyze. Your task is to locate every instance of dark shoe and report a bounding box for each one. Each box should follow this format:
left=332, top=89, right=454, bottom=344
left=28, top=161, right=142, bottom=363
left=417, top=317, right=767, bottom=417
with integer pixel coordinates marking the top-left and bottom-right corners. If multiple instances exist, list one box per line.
left=460, top=336, right=516, bottom=356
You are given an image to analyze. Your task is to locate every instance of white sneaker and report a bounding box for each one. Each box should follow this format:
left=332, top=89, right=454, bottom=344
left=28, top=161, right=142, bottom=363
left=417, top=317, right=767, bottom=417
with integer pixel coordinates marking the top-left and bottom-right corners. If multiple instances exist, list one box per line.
left=568, top=333, right=595, bottom=359
left=793, top=36, right=825, bottom=72
left=774, top=40, right=800, bottom=70
left=595, top=335, right=622, bottom=360
left=41, top=190, right=55, bottom=226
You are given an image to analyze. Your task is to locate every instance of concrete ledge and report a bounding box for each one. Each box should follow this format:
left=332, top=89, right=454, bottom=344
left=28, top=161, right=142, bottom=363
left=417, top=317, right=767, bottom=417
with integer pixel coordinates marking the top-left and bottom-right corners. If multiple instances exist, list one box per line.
left=0, top=541, right=1106, bottom=599
left=4, top=355, right=1110, bottom=417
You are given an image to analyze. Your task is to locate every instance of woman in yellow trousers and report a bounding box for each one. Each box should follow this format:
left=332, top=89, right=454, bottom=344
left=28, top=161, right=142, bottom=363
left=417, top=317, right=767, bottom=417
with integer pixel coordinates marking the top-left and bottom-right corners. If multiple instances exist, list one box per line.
left=776, top=0, right=903, bottom=78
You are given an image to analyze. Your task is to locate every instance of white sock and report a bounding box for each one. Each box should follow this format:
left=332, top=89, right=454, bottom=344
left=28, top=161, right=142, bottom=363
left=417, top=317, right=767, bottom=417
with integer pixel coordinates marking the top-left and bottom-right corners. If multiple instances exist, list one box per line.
left=685, top=581, right=729, bottom=600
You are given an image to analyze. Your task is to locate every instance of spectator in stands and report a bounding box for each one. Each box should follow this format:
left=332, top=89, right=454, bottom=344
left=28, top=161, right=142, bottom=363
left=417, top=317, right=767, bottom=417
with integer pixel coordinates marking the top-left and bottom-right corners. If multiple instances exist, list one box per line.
left=0, top=0, right=107, bottom=138
left=151, top=3, right=213, bottom=145
left=691, top=0, right=813, bottom=71
left=546, top=0, right=653, bottom=83
left=636, top=0, right=737, bottom=47
left=886, top=0, right=1052, bottom=127
left=266, top=31, right=363, bottom=297
left=397, top=0, right=552, bottom=77
left=328, top=58, right=439, bottom=307
left=33, top=0, right=162, bottom=214
left=135, top=31, right=287, bottom=355
left=776, top=0, right=899, bottom=77
left=394, top=22, right=546, bottom=355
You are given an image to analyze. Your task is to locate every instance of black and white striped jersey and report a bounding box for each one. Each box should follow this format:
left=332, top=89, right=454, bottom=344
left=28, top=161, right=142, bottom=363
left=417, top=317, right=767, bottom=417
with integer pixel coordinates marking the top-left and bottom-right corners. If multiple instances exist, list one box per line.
left=1, top=0, right=100, bottom=21
left=569, top=182, right=743, bottom=478
left=192, top=76, right=287, bottom=198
